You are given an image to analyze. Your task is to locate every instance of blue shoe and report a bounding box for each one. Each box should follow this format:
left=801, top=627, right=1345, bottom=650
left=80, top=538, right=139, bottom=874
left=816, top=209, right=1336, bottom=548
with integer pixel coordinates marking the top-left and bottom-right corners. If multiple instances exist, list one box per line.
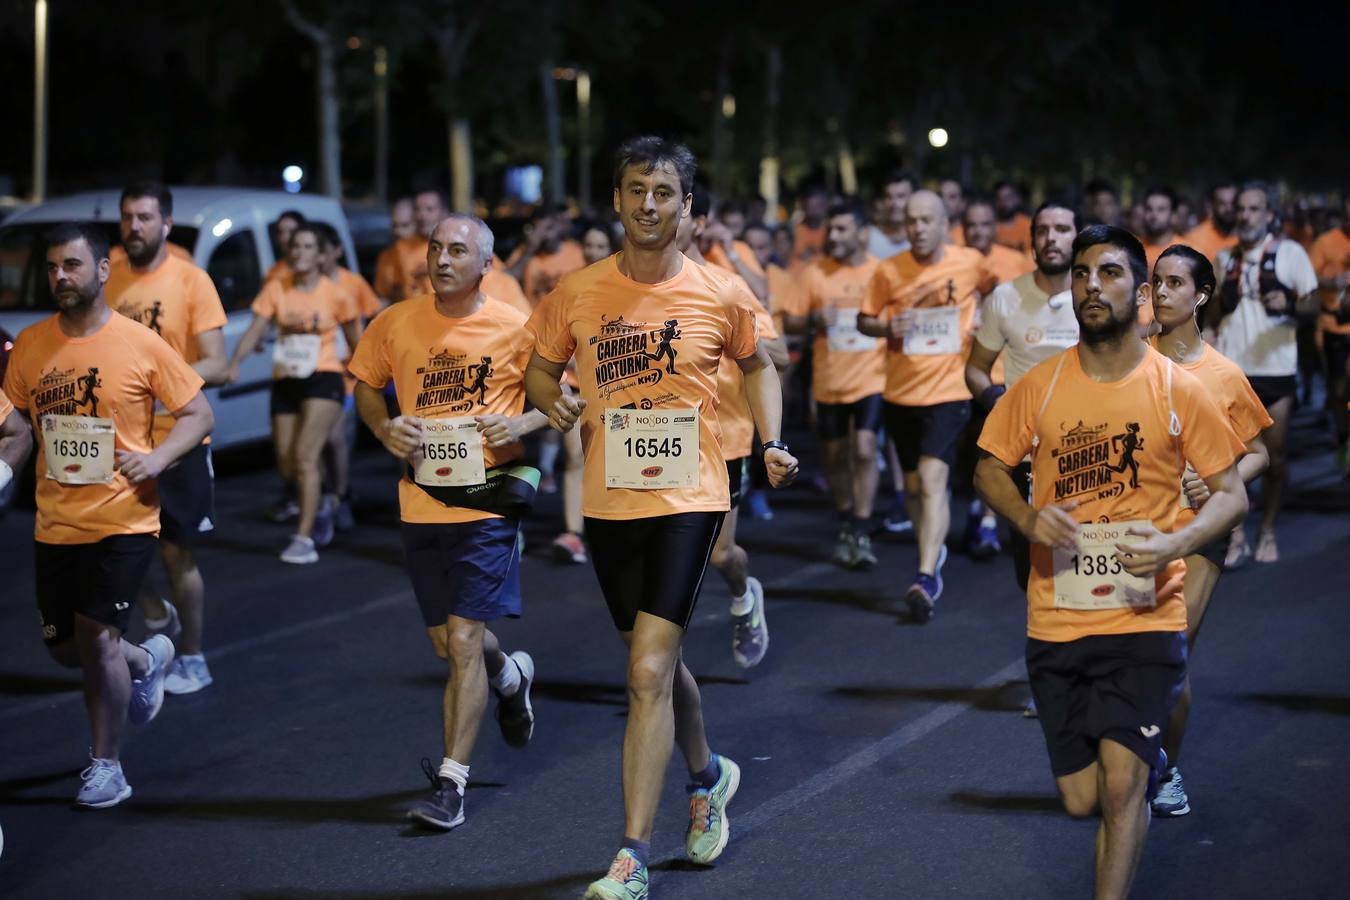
left=129, top=634, right=174, bottom=725
left=882, top=495, right=912, bottom=535
left=75, top=758, right=132, bottom=809
left=1151, top=766, right=1190, bottom=817
left=408, top=758, right=465, bottom=830
left=746, top=490, right=773, bottom=521
left=905, top=546, right=947, bottom=623
left=969, top=524, right=1002, bottom=560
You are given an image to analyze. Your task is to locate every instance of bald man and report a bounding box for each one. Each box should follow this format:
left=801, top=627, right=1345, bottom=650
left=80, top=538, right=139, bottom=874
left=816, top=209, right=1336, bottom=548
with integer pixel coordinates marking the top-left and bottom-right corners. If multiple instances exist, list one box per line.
left=859, top=191, right=992, bottom=622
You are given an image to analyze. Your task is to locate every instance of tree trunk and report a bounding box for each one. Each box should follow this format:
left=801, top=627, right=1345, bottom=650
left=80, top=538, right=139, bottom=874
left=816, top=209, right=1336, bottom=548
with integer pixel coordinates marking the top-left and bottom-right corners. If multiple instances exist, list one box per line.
left=710, top=36, right=733, bottom=200
left=541, top=63, right=565, bottom=205
left=450, top=117, right=473, bottom=213
left=373, top=45, right=389, bottom=204
left=577, top=70, right=592, bottom=213
left=315, top=36, right=341, bottom=198
left=757, top=42, right=781, bottom=223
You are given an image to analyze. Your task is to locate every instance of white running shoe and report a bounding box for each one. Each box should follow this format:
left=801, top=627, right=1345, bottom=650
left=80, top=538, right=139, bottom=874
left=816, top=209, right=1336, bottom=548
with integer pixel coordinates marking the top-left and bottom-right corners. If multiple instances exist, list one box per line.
left=164, top=654, right=214, bottom=695
left=280, top=534, right=318, bottom=564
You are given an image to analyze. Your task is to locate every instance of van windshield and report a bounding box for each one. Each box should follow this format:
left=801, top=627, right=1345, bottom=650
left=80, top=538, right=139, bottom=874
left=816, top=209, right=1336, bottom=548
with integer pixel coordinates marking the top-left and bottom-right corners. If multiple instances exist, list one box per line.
left=0, top=223, right=198, bottom=310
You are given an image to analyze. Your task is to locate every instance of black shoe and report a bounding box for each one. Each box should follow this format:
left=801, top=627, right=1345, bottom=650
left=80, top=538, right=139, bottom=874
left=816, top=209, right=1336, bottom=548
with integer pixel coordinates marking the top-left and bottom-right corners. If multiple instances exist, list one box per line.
left=408, top=758, right=465, bottom=830
left=495, top=651, right=535, bottom=748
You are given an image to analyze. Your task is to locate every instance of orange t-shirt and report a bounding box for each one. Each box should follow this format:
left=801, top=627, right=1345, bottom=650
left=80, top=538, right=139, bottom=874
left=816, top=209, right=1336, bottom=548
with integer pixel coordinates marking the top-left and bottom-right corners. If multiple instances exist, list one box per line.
left=386, top=236, right=432, bottom=299
left=3, top=312, right=204, bottom=544
left=793, top=221, right=826, bottom=265
left=862, top=246, right=989, bottom=406
left=106, top=254, right=227, bottom=445
left=483, top=268, right=532, bottom=317
left=995, top=213, right=1032, bottom=253
left=766, top=263, right=801, bottom=323
left=109, top=243, right=192, bottom=268
left=948, top=223, right=965, bottom=246
left=348, top=294, right=533, bottom=524
left=373, top=243, right=403, bottom=300
left=332, top=267, right=382, bottom=319
left=522, top=240, right=586, bottom=307
left=527, top=254, right=759, bottom=520
left=978, top=346, right=1244, bottom=642
left=716, top=295, right=779, bottom=460
left=1142, top=237, right=1181, bottom=273
left=1181, top=221, right=1238, bottom=264
left=1310, top=227, right=1350, bottom=312
left=980, top=244, right=1037, bottom=293
left=265, top=259, right=293, bottom=285
left=706, top=241, right=767, bottom=279
left=250, top=277, right=359, bottom=376
left=802, top=255, right=885, bottom=404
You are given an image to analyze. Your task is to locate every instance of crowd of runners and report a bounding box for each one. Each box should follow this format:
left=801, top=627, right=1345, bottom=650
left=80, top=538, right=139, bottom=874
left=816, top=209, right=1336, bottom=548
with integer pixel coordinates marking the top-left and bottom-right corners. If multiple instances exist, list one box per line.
left=1, top=134, right=1346, bottom=900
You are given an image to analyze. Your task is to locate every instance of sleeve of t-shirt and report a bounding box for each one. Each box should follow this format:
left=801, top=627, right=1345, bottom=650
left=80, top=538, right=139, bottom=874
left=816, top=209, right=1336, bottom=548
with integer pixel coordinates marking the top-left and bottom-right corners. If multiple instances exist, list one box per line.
left=373, top=249, right=400, bottom=300
left=769, top=269, right=802, bottom=318
left=347, top=309, right=392, bottom=389
left=145, top=330, right=205, bottom=413
left=352, top=274, right=382, bottom=318
left=801, top=268, right=822, bottom=315
left=1226, top=376, right=1273, bottom=444
left=333, top=286, right=360, bottom=324
left=861, top=264, right=894, bottom=317
left=525, top=288, right=576, bottom=364
left=720, top=279, right=761, bottom=360
left=975, top=286, right=1009, bottom=353
left=1280, top=242, right=1318, bottom=297
left=977, top=372, right=1039, bottom=467
left=187, top=268, right=228, bottom=336
left=250, top=280, right=280, bottom=319
left=1177, top=379, right=1245, bottom=479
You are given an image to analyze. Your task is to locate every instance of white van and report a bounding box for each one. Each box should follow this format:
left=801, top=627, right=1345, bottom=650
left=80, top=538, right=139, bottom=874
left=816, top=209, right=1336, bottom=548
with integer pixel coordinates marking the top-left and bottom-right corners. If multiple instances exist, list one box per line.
left=0, top=187, right=358, bottom=453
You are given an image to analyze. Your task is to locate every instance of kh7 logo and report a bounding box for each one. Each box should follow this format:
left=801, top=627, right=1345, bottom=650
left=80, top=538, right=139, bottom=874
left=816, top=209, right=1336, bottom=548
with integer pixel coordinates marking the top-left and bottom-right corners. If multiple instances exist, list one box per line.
left=641, top=466, right=663, bottom=478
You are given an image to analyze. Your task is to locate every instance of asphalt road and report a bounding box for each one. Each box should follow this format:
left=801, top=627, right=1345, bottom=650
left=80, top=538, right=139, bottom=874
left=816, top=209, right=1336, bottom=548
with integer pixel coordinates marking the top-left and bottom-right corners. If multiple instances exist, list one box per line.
left=1, top=407, right=1348, bottom=899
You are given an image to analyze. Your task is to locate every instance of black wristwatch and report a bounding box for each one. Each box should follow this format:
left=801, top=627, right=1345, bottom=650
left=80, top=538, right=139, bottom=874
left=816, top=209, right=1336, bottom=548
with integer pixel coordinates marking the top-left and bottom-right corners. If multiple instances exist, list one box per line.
left=761, top=439, right=790, bottom=455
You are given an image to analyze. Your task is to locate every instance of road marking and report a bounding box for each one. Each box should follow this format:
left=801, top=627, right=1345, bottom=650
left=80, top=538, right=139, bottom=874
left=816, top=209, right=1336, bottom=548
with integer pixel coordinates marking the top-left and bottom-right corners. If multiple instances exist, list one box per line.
left=0, top=591, right=412, bottom=722
left=656, top=655, right=1027, bottom=864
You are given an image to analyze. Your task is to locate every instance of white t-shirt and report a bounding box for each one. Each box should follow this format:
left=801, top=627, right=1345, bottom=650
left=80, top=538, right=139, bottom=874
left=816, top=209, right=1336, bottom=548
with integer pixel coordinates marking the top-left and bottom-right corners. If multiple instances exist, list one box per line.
left=1214, top=236, right=1317, bottom=377
left=975, top=272, right=1079, bottom=387
left=867, top=226, right=910, bottom=260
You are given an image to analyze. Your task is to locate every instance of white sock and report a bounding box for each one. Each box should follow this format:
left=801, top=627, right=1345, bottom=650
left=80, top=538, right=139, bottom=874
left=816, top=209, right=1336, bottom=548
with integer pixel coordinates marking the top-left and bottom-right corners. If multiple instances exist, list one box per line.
left=490, top=655, right=520, bottom=697
left=980, top=513, right=997, bottom=529
left=729, top=586, right=755, bottom=615
left=438, top=758, right=469, bottom=793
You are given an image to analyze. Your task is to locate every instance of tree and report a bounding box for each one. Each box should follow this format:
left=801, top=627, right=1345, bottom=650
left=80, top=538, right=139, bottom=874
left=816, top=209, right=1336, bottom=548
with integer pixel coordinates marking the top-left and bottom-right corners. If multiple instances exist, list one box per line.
left=280, top=0, right=342, bottom=198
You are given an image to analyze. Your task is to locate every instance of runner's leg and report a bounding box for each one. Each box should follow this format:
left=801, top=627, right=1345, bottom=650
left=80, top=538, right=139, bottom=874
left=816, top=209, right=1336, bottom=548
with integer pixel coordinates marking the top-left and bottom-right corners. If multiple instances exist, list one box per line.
left=442, top=614, right=488, bottom=763
left=1162, top=555, right=1221, bottom=766
left=621, top=612, right=685, bottom=841
left=160, top=540, right=205, bottom=655
left=293, top=398, right=342, bottom=538
left=915, top=456, right=951, bottom=574
left=1094, top=739, right=1152, bottom=900
left=1257, top=396, right=1292, bottom=552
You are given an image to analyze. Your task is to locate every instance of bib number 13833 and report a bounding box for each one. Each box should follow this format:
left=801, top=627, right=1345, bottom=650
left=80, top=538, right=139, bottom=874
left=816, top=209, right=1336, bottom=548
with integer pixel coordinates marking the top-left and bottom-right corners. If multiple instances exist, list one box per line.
left=604, top=407, right=699, bottom=489
left=1052, top=520, right=1156, bottom=610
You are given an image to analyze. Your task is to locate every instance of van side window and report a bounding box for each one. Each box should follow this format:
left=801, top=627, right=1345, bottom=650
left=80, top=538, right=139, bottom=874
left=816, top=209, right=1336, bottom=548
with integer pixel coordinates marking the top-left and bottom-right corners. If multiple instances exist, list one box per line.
left=207, top=231, right=261, bottom=311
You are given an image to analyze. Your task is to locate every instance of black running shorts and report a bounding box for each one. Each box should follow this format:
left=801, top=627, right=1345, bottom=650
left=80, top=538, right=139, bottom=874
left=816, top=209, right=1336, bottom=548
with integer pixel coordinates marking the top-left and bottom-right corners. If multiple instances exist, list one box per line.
left=816, top=394, right=884, bottom=441
left=1247, top=375, right=1296, bottom=410
left=1026, top=631, right=1186, bottom=797
left=584, top=511, right=723, bottom=632
left=158, top=444, right=216, bottom=545
left=35, top=534, right=157, bottom=646
left=883, top=400, right=972, bottom=471
left=270, top=372, right=345, bottom=416
left=726, top=458, right=746, bottom=509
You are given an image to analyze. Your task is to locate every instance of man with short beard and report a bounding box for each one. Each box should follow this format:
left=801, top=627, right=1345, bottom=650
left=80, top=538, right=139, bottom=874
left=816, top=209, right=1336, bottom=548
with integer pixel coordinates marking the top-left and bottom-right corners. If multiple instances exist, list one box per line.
left=1140, top=186, right=1180, bottom=269
left=1183, top=183, right=1240, bottom=264
left=4, top=223, right=213, bottom=807
left=867, top=170, right=916, bottom=260
left=976, top=225, right=1247, bottom=900
left=106, top=182, right=229, bottom=695
left=963, top=197, right=1036, bottom=287
left=1208, top=181, right=1319, bottom=565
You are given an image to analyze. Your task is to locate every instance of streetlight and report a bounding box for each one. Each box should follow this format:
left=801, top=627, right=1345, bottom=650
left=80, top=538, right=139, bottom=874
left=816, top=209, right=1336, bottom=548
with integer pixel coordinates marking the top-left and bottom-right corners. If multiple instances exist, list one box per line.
left=32, top=0, right=49, bottom=202
left=928, top=127, right=949, bottom=149
left=282, top=165, right=304, bottom=193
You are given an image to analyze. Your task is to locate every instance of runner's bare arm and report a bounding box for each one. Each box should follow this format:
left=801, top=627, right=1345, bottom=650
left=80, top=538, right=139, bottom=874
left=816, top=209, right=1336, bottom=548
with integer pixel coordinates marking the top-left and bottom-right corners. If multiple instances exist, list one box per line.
left=525, top=351, right=584, bottom=433
left=1184, top=434, right=1266, bottom=508
left=737, top=346, right=799, bottom=487
left=964, top=341, right=1000, bottom=408
left=225, top=314, right=273, bottom=382
left=760, top=334, right=790, bottom=371
left=975, top=451, right=1079, bottom=552
left=1115, top=463, right=1247, bottom=576
left=354, top=380, right=420, bottom=461
left=341, top=318, right=364, bottom=353
left=0, top=406, right=34, bottom=472
left=476, top=410, right=550, bottom=448
left=116, top=392, right=214, bottom=485
left=193, top=328, right=228, bottom=386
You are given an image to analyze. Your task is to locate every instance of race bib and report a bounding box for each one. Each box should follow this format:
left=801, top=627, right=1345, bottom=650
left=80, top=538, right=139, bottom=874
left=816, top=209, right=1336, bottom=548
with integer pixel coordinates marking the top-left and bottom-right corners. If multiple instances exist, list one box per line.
left=604, top=407, right=699, bottom=489
left=903, top=306, right=962, bottom=356
left=1052, top=520, right=1156, bottom=610
left=414, top=417, right=486, bottom=486
left=41, top=414, right=115, bottom=485
left=273, top=333, right=321, bottom=379
left=825, top=307, right=879, bottom=353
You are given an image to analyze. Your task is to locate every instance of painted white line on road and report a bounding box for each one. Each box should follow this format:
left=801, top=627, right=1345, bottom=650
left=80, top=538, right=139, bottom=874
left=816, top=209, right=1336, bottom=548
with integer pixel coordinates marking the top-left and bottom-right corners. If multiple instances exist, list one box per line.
left=656, top=655, right=1028, bottom=864
left=0, top=591, right=413, bottom=723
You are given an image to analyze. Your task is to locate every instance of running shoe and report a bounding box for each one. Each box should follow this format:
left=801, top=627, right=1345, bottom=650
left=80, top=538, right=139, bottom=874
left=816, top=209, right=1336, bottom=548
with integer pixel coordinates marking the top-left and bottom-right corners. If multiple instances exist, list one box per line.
left=334, top=498, right=356, bottom=531
left=312, top=502, right=336, bottom=548
left=1151, top=766, right=1190, bottom=817
left=969, top=523, right=1002, bottom=560
left=831, top=527, right=857, bottom=567
left=1254, top=529, right=1279, bottom=564
left=852, top=532, right=879, bottom=570
left=280, top=534, right=318, bottom=565
left=686, top=754, right=741, bottom=864
left=144, top=598, right=181, bottom=640
left=551, top=531, right=588, bottom=564
left=75, top=758, right=132, bottom=809
left=745, top=490, right=774, bottom=521
left=164, top=654, right=213, bottom=695
left=882, top=496, right=913, bottom=534
left=731, top=577, right=768, bottom=668
left=128, top=634, right=174, bottom=726
left=495, top=651, right=535, bottom=748
left=408, top=758, right=464, bottom=830
left=583, top=849, right=649, bottom=900
left=266, top=497, right=299, bottom=523
left=904, top=545, right=947, bottom=624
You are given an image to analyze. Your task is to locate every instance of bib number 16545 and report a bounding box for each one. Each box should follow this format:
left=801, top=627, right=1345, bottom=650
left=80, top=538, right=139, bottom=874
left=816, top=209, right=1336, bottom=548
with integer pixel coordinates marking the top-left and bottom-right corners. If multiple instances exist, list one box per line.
left=604, top=407, right=699, bottom=489
left=623, top=436, right=684, bottom=459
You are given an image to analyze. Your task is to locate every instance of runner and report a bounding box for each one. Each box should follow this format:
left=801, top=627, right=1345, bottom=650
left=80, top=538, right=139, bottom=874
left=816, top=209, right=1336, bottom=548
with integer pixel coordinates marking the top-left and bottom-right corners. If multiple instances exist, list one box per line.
left=4, top=223, right=213, bottom=808
left=264, top=210, right=305, bottom=284
left=964, top=197, right=1036, bottom=286
left=859, top=190, right=990, bottom=623
left=867, top=171, right=916, bottom=260
left=792, top=185, right=829, bottom=265
left=373, top=197, right=416, bottom=303
left=1310, top=196, right=1350, bottom=472
left=106, top=182, right=229, bottom=695
left=225, top=224, right=362, bottom=564
left=785, top=199, right=883, bottom=568
left=940, top=178, right=967, bottom=246
left=1182, top=182, right=1239, bottom=264
left=1140, top=186, right=1180, bottom=269
left=0, top=386, right=33, bottom=498
left=1208, top=181, right=1319, bottom=565
left=680, top=186, right=787, bottom=667
left=524, top=136, right=797, bottom=899
left=1084, top=178, right=1124, bottom=228
left=552, top=226, right=616, bottom=565
left=975, top=224, right=1248, bottom=900
left=993, top=181, right=1032, bottom=253
left=508, top=203, right=586, bottom=306
left=350, top=214, right=543, bottom=832
left=1149, top=245, right=1272, bottom=817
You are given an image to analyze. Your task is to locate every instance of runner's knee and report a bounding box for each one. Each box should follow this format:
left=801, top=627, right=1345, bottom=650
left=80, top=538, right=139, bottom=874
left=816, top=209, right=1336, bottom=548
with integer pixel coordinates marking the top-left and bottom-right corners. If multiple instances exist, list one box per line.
left=627, top=652, right=676, bottom=703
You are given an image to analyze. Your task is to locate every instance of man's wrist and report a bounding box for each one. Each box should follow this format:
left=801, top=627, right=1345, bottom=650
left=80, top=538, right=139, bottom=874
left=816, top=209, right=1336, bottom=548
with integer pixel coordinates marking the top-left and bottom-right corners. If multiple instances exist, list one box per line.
left=761, top=439, right=789, bottom=454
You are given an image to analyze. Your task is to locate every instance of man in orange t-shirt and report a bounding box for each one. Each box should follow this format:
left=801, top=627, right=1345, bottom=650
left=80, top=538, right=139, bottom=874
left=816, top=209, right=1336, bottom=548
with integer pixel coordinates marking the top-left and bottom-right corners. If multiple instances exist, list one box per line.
left=1182, top=183, right=1239, bottom=264
left=786, top=200, right=884, bottom=569
left=525, top=136, right=798, bottom=897
left=373, top=197, right=416, bottom=301
left=506, top=204, right=586, bottom=306
left=941, top=178, right=967, bottom=246
left=792, top=184, right=829, bottom=265
left=860, top=190, right=991, bottom=622
left=351, top=214, right=547, bottom=833
left=1140, top=186, right=1181, bottom=271
left=106, top=182, right=229, bottom=695
left=963, top=198, right=1036, bottom=289
left=4, top=223, right=213, bottom=809
left=975, top=225, right=1246, bottom=900
left=994, top=181, right=1033, bottom=253
left=1311, top=195, right=1350, bottom=464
